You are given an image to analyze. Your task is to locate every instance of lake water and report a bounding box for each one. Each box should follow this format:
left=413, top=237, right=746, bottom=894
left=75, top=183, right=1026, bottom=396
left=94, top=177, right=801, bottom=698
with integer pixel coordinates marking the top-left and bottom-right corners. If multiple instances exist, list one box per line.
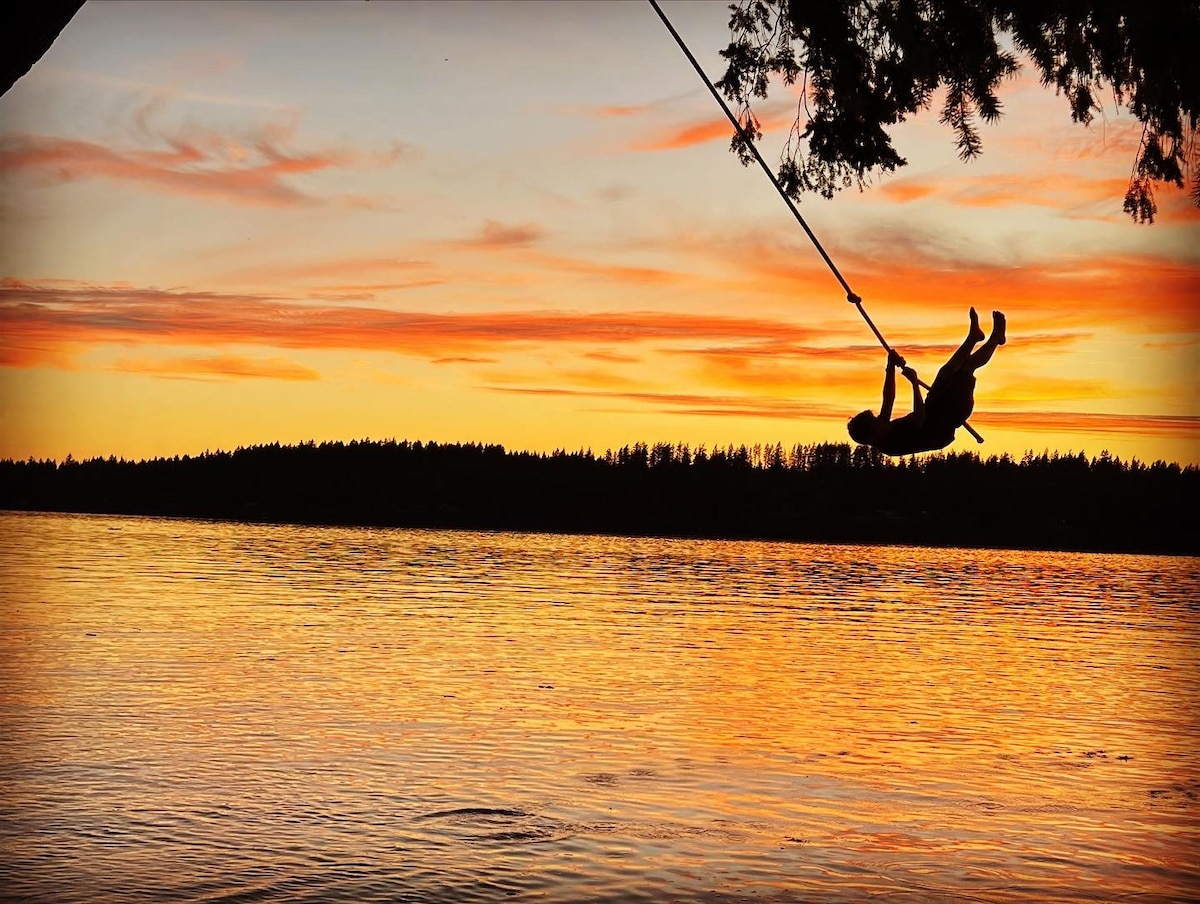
left=1, top=511, right=1197, bottom=903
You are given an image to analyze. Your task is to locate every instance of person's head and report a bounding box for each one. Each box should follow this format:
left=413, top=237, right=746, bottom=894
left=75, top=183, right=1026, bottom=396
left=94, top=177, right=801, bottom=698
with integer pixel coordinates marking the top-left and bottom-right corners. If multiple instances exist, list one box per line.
left=847, top=410, right=879, bottom=446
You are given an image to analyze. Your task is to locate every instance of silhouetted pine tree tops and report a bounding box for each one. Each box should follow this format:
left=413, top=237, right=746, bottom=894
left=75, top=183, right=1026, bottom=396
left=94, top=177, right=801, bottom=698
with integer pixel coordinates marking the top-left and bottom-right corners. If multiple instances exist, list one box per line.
left=716, top=0, right=1199, bottom=221
left=1, top=439, right=1194, bottom=554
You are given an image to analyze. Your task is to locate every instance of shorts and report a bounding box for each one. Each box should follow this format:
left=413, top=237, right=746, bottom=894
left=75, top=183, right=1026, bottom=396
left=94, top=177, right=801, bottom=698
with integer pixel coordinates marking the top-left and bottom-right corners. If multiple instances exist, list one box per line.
left=925, top=366, right=976, bottom=432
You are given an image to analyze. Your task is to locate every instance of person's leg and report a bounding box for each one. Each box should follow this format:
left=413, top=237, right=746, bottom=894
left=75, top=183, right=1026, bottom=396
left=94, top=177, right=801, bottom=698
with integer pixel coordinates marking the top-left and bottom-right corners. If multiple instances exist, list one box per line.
left=943, top=307, right=986, bottom=372
left=968, top=310, right=1006, bottom=370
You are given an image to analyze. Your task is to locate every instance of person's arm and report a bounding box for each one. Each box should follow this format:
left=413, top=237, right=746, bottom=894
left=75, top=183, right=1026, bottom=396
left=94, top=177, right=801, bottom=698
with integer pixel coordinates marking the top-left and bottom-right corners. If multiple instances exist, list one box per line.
left=879, top=358, right=897, bottom=422
left=879, top=349, right=907, bottom=421
left=902, top=366, right=925, bottom=426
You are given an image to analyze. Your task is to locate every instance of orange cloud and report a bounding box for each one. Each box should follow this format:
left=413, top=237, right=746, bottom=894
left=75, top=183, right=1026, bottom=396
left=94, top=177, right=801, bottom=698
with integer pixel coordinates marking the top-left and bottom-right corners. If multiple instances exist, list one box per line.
left=112, top=354, right=319, bottom=381
left=589, top=104, right=653, bottom=118
left=219, top=256, right=437, bottom=287
left=0, top=134, right=316, bottom=206
left=583, top=350, right=640, bottom=364
left=632, top=117, right=735, bottom=152
left=988, top=374, right=1126, bottom=404
left=1142, top=338, right=1200, bottom=351
left=486, top=366, right=642, bottom=392
left=527, top=252, right=686, bottom=286
left=629, top=110, right=792, bottom=153
left=453, top=213, right=1196, bottom=340
left=879, top=182, right=938, bottom=203
left=487, top=385, right=847, bottom=421
left=465, top=220, right=547, bottom=249
left=0, top=272, right=1122, bottom=386
left=303, top=280, right=448, bottom=298
left=880, top=171, right=1137, bottom=213
left=432, top=356, right=499, bottom=365
left=954, top=175, right=1129, bottom=210
left=998, top=114, right=1143, bottom=166
left=0, top=342, right=81, bottom=370
left=490, top=385, right=1200, bottom=440
left=735, top=233, right=1200, bottom=331
left=873, top=255, right=1200, bottom=332
left=0, top=109, right=414, bottom=207
left=0, top=278, right=835, bottom=367
left=976, top=411, right=1200, bottom=439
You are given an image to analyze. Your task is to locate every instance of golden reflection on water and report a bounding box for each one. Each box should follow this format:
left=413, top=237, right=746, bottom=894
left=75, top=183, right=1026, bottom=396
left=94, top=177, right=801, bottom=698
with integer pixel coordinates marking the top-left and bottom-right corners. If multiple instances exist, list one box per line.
left=1, top=511, right=1197, bottom=903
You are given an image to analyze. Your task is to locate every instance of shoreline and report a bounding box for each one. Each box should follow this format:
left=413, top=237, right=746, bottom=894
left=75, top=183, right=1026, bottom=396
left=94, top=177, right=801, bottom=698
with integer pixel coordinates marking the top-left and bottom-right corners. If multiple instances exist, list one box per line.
left=4, top=439, right=1196, bottom=558
left=4, top=505, right=1195, bottom=559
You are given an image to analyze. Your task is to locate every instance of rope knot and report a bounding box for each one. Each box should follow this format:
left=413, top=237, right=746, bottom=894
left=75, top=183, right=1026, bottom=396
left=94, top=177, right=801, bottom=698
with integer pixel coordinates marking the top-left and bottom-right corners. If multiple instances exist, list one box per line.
left=847, top=292, right=863, bottom=305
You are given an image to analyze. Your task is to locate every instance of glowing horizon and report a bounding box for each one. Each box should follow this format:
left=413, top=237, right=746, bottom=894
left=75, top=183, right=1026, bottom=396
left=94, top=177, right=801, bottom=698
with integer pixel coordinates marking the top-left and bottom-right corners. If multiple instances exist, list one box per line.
left=2, top=1, right=1197, bottom=466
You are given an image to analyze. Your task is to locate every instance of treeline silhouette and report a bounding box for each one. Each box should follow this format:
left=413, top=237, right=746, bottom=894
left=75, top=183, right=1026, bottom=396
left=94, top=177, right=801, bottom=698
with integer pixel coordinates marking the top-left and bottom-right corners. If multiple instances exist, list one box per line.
left=1, top=439, right=1196, bottom=554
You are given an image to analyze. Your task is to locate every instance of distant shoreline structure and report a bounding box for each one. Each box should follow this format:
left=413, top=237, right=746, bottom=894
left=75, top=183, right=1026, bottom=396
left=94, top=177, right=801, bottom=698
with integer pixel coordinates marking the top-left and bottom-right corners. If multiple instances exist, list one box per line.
left=2, top=439, right=1196, bottom=556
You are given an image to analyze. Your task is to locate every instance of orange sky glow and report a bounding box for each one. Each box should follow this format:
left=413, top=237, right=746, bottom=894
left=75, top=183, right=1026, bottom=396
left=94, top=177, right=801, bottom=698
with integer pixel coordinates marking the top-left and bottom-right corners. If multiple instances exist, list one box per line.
left=1, top=1, right=1197, bottom=465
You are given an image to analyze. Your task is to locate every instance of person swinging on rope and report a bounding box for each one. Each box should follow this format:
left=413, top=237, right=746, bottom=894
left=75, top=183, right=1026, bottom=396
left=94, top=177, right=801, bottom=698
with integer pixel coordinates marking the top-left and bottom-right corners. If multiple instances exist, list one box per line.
left=847, top=307, right=1006, bottom=456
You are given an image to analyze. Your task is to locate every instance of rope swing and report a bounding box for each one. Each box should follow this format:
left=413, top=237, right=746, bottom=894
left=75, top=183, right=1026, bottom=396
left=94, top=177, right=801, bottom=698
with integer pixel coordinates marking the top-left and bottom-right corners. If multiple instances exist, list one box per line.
left=647, top=0, right=984, bottom=445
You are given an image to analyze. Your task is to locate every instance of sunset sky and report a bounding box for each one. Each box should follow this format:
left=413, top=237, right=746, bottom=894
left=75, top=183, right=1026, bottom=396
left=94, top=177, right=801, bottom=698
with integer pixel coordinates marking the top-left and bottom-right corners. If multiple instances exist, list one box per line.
left=2, top=0, right=1197, bottom=466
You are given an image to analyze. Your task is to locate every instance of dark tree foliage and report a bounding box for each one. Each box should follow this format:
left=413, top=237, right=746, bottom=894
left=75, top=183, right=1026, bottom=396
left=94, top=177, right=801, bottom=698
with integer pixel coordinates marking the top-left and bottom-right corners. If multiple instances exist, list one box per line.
left=1, top=1, right=84, bottom=98
left=1, top=438, right=1195, bottom=555
left=715, top=0, right=1200, bottom=222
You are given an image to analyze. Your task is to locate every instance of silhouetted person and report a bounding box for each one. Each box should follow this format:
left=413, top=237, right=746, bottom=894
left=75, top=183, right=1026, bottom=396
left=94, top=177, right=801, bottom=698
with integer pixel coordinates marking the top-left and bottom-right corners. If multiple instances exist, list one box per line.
left=848, top=308, right=1005, bottom=455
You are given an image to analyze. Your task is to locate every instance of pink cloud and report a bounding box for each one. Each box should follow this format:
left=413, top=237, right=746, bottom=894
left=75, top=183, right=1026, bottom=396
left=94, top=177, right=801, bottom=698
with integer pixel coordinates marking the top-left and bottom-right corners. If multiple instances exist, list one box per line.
left=466, top=220, right=547, bottom=249
left=0, top=104, right=416, bottom=207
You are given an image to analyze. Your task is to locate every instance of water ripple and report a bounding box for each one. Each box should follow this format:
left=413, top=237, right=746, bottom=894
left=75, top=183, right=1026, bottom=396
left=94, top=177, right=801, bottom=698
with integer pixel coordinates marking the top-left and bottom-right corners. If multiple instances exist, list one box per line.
left=1, top=511, right=1197, bottom=902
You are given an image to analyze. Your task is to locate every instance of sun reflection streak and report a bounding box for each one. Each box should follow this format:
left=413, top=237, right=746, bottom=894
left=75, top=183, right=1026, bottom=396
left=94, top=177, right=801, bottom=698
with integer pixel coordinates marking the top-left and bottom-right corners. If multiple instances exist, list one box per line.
left=2, top=513, right=1197, bottom=902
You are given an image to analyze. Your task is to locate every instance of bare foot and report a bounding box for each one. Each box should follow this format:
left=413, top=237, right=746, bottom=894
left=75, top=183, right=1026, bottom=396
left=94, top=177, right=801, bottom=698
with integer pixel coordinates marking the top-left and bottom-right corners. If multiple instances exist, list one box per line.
left=992, top=310, right=1006, bottom=345
left=968, top=307, right=985, bottom=344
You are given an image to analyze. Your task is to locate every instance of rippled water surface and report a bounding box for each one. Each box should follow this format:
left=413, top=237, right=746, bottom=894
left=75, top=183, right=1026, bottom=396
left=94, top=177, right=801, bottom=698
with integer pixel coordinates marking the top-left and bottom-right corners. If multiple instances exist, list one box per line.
left=1, top=511, right=1198, bottom=902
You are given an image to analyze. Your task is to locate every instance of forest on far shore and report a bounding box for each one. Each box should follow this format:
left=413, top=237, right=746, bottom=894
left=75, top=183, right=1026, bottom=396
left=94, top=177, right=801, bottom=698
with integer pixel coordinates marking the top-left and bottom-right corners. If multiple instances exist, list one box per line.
left=1, top=439, right=1196, bottom=555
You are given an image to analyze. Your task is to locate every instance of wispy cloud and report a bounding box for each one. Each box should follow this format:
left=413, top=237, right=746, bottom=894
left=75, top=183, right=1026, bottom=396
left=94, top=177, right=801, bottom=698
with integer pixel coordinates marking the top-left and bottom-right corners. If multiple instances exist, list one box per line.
left=628, top=109, right=793, bottom=153
left=0, top=278, right=837, bottom=367
left=526, top=251, right=687, bottom=286
left=977, top=410, right=1200, bottom=439
left=0, top=97, right=416, bottom=208
left=39, top=65, right=296, bottom=113
left=219, top=256, right=437, bottom=286
left=461, top=219, right=547, bottom=249
left=487, top=385, right=848, bottom=421
left=2, top=271, right=1155, bottom=393
left=879, top=171, right=1130, bottom=213
left=666, top=332, right=1090, bottom=364
left=879, top=182, right=938, bottom=204
left=699, top=228, right=1199, bottom=331
left=112, top=354, right=319, bottom=381
left=432, top=356, right=499, bottom=365
left=633, top=234, right=1195, bottom=357
left=0, top=133, right=330, bottom=206
left=630, top=116, right=736, bottom=153
left=585, top=104, right=654, bottom=119
left=489, top=384, right=1200, bottom=440
left=583, top=349, right=641, bottom=364
left=988, top=373, right=1127, bottom=404
left=302, top=280, right=448, bottom=299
